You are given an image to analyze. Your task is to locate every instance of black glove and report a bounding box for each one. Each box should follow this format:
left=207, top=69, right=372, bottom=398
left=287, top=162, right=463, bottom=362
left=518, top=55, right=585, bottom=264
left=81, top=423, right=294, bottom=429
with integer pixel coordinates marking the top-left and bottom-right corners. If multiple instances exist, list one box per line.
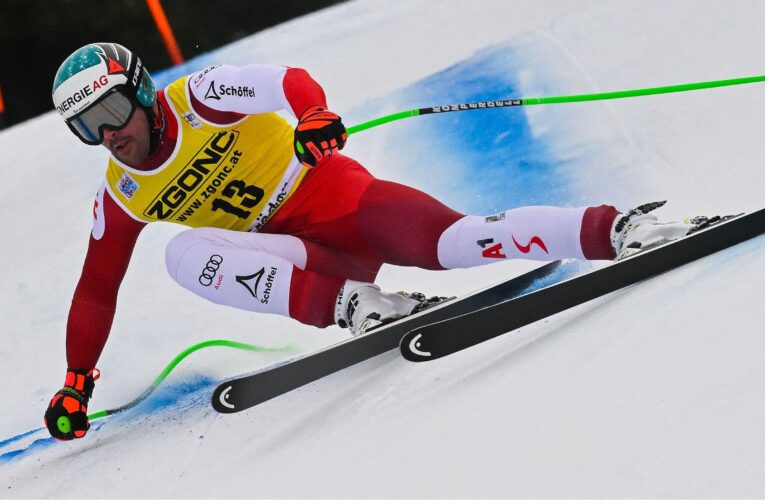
left=294, top=105, right=347, bottom=167
left=44, top=369, right=99, bottom=441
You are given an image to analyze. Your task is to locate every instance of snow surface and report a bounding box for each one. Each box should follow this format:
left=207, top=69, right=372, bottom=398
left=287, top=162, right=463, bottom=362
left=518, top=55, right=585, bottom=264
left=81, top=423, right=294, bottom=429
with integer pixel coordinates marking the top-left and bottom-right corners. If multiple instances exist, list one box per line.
left=2, top=0, right=765, bottom=496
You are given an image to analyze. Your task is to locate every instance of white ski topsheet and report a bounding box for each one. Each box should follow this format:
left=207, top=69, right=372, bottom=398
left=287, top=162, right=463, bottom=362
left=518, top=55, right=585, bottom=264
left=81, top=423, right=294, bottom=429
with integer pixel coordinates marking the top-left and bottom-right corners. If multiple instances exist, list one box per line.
left=2, top=0, right=765, bottom=496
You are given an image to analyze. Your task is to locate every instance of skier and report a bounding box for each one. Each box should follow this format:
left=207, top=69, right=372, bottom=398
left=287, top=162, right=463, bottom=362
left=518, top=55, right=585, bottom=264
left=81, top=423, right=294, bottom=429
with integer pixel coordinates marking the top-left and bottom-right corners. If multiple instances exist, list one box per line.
left=45, top=43, right=693, bottom=440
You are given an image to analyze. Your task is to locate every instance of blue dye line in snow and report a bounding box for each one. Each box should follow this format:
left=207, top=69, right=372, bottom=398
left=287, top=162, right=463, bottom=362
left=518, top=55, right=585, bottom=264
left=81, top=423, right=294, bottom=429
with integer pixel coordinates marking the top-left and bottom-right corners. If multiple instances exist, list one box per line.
left=351, top=43, right=574, bottom=215
left=0, top=437, right=56, bottom=465
left=128, top=374, right=217, bottom=417
left=0, top=427, right=43, bottom=450
left=0, top=375, right=217, bottom=466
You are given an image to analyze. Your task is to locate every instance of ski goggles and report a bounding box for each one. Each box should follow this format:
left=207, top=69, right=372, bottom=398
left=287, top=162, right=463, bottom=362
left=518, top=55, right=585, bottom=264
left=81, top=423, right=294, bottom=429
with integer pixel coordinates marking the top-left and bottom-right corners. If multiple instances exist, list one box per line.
left=66, top=87, right=138, bottom=145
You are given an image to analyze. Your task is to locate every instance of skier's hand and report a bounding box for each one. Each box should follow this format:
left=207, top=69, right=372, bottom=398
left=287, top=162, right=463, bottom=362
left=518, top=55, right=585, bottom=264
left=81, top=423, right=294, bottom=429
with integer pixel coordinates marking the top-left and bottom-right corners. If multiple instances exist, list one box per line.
left=294, top=105, right=347, bottom=167
left=44, top=369, right=99, bottom=441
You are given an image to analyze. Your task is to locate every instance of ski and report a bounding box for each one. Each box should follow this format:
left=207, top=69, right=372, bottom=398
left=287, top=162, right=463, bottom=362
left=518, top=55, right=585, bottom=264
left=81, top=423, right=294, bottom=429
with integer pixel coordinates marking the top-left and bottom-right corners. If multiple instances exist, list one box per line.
left=400, top=208, right=765, bottom=362
left=211, top=259, right=582, bottom=413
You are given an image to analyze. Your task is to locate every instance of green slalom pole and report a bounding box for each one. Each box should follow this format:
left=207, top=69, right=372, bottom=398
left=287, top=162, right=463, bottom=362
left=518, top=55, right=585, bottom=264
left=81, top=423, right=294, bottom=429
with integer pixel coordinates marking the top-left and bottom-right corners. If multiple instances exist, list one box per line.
left=345, top=74, right=765, bottom=136
left=87, top=339, right=296, bottom=421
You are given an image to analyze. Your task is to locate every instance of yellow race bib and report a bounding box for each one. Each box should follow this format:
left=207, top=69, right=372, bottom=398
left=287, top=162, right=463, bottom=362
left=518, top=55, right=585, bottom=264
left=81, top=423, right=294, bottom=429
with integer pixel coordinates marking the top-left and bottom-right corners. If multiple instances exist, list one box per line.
left=104, top=75, right=307, bottom=231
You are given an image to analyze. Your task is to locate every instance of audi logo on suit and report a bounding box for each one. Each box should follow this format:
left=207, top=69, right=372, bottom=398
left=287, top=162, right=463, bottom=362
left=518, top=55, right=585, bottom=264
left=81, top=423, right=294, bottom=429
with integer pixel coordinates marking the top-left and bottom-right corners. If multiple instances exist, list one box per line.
left=199, top=255, right=223, bottom=286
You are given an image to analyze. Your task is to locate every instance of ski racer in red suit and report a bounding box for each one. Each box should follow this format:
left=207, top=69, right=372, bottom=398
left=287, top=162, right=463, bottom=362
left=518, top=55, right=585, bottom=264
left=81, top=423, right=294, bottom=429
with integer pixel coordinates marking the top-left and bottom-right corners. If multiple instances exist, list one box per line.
left=45, top=43, right=693, bottom=440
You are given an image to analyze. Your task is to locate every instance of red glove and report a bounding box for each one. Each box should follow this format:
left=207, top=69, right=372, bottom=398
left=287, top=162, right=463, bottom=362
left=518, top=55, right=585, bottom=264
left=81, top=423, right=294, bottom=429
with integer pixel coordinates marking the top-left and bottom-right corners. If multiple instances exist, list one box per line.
left=294, top=105, right=347, bottom=167
left=44, top=369, right=99, bottom=440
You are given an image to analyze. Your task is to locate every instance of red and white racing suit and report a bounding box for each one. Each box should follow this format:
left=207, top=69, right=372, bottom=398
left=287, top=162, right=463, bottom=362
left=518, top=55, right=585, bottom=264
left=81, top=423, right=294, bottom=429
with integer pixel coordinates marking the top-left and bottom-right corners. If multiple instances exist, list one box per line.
left=67, top=63, right=619, bottom=370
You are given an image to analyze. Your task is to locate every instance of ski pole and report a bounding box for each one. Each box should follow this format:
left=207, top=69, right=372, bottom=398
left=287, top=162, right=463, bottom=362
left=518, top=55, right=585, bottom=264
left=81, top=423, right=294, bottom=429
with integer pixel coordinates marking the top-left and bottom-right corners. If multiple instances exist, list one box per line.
left=344, top=74, right=765, bottom=136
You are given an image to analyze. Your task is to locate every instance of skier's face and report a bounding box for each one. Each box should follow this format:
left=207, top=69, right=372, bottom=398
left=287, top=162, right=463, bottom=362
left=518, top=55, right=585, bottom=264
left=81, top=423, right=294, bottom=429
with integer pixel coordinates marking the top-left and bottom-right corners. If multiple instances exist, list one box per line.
left=101, top=104, right=153, bottom=166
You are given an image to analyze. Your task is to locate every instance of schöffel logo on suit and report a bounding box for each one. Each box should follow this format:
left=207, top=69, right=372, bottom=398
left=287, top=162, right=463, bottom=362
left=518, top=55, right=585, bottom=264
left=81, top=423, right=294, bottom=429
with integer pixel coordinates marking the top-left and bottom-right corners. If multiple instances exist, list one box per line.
left=204, top=81, right=256, bottom=100
left=236, top=267, right=278, bottom=304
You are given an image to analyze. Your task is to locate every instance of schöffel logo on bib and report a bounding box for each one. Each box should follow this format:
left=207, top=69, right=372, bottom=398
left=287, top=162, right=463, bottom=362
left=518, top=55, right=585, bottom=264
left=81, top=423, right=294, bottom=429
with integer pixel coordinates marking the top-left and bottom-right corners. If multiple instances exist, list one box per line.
left=118, top=172, right=139, bottom=199
left=144, top=131, right=238, bottom=221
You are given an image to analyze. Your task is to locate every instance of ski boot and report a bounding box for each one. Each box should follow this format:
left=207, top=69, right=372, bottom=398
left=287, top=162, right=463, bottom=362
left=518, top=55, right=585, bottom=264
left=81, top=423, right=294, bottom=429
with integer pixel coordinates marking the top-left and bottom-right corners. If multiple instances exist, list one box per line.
left=611, top=201, right=738, bottom=260
left=335, top=281, right=453, bottom=336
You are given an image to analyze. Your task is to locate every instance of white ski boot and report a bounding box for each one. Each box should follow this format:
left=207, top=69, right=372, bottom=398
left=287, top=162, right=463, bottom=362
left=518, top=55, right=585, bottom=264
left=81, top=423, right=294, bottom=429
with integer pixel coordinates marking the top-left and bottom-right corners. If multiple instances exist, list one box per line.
left=335, top=281, right=451, bottom=336
left=611, top=201, right=694, bottom=260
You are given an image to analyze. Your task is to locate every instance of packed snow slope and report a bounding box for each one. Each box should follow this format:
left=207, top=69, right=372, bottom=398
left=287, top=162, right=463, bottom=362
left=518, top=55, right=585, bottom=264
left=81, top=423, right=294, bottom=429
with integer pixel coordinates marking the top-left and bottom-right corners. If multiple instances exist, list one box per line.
left=2, top=0, right=764, bottom=497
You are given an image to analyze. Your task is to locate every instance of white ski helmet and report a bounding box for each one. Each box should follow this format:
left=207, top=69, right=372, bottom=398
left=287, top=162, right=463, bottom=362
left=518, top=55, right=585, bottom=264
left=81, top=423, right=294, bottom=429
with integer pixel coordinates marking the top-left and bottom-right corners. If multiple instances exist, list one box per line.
left=52, top=42, right=156, bottom=145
